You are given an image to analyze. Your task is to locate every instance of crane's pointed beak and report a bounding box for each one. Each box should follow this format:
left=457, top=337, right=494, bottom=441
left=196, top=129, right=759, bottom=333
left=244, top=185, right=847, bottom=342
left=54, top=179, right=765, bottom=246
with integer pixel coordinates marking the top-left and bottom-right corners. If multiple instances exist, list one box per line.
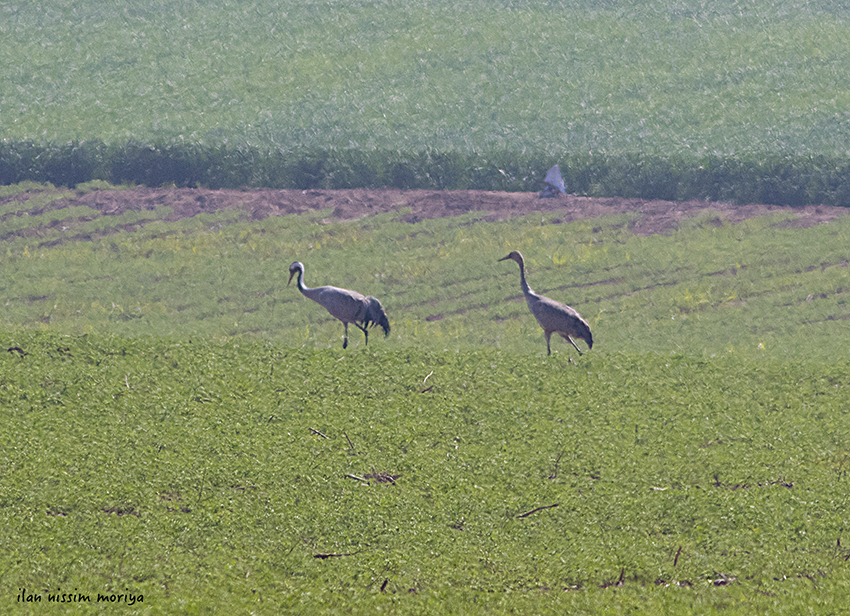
left=288, top=270, right=296, bottom=286
left=497, top=254, right=510, bottom=262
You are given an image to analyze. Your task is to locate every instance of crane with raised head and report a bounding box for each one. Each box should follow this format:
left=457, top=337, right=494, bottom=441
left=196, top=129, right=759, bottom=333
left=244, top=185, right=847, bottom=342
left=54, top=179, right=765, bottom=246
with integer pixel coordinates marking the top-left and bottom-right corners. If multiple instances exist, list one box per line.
left=288, top=261, right=390, bottom=349
left=498, top=250, right=593, bottom=356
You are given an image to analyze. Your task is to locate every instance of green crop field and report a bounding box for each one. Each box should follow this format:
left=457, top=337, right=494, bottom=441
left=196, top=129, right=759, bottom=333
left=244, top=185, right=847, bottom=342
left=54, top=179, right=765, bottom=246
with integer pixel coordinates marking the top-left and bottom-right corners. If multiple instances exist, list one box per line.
left=4, top=0, right=850, bottom=611
left=1, top=183, right=850, bottom=613
left=3, top=0, right=850, bottom=157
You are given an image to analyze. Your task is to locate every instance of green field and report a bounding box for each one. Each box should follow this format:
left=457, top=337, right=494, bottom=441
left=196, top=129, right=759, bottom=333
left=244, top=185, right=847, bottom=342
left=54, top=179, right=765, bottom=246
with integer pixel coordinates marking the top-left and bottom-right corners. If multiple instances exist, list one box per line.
left=4, top=0, right=850, bottom=157
left=3, top=335, right=850, bottom=613
left=2, top=183, right=850, bottom=613
left=3, top=184, right=850, bottom=360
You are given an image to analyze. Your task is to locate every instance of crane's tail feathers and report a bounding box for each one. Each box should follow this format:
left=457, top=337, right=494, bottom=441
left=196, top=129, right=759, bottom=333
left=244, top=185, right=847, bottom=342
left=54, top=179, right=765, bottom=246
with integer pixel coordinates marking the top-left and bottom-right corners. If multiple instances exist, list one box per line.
left=363, top=296, right=391, bottom=337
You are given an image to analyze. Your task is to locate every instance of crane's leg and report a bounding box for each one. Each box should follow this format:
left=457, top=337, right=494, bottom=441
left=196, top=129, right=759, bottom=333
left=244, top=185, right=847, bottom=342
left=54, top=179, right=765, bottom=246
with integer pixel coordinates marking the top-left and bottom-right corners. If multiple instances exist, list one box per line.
left=343, top=323, right=349, bottom=349
left=354, top=322, right=369, bottom=346
left=545, top=331, right=552, bottom=356
left=564, top=335, right=584, bottom=356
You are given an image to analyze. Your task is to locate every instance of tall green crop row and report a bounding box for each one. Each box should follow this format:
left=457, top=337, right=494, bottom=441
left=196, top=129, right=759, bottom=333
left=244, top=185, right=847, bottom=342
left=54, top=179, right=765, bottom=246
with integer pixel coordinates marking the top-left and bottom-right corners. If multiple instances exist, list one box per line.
left=3, top=143, right=850, bottom=207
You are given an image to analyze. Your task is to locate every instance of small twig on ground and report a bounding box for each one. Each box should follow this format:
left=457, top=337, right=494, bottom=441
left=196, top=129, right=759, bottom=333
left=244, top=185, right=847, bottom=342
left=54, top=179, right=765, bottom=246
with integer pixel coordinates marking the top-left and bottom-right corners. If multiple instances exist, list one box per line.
left=285, top=538, right=300, bottom=557
left=125, top=374, right=130, bottom=389
left=346, top=474, right=368, bottom=482
left=421, top=370, right=434, bottom=393
left=309, top=427, right=329, bottom=439
left=517, top=503, right=559, bottom=518
left=344, top=433, right=355, bottom=450
left=314, top=549, right=363, bottom=559
left=364, top=471, right=400, bottom=484
left=674, top=545, right=682, bottom=567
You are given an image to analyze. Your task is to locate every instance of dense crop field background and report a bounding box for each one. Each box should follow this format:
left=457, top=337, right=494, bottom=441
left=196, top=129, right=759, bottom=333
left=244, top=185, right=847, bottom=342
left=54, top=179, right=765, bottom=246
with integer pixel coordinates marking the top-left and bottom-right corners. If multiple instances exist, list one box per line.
left=3, top=0, right=850, bottom=156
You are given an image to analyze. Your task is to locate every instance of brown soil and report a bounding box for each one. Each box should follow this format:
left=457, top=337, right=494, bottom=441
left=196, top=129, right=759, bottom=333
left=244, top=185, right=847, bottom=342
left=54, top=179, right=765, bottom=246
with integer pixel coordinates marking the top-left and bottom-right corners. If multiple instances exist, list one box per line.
left=7, top=186, right=850, bottom=237
left=74, top=187, right=850, bottom=233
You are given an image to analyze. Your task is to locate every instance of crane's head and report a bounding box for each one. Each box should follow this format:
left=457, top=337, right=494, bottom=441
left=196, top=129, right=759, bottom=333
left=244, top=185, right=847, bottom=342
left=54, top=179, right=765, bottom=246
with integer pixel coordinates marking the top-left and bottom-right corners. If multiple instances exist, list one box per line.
left=498, top=250, right=524, bottom=266
left=288, top=261, right=304, bottom=286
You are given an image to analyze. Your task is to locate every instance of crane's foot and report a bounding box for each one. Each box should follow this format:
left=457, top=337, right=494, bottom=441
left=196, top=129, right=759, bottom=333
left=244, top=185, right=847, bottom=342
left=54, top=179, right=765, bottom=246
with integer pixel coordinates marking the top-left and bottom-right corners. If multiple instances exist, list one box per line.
left=343, top=339, right=348, bottom=349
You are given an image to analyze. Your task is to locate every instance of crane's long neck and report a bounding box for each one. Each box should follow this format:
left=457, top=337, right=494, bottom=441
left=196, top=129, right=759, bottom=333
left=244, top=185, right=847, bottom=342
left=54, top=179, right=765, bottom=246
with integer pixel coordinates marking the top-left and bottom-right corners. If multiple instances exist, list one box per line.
left=517, top=260, right=536, bottom=299
left=294, top=269, right=318, bottom=298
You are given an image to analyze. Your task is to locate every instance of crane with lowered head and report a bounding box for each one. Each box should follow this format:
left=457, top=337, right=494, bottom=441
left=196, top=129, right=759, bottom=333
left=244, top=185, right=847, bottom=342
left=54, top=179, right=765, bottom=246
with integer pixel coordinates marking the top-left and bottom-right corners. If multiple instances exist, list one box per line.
left=288, top=261, right=390, bottom=349
left=498, top=250, right=593, bottom=356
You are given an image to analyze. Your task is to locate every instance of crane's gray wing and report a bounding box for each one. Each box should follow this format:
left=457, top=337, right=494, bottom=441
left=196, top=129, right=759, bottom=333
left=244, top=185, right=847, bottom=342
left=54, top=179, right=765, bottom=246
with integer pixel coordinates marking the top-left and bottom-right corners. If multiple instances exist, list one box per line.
left=532, top=296, right=592, bottom=347
left=312, top=286, right=366, bottom=322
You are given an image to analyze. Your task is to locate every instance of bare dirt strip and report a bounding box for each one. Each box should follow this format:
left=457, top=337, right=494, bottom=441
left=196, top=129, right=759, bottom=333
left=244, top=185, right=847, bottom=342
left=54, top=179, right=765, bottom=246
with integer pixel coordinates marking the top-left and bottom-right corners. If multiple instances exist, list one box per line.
left=3, top=186, right=849, bottom=240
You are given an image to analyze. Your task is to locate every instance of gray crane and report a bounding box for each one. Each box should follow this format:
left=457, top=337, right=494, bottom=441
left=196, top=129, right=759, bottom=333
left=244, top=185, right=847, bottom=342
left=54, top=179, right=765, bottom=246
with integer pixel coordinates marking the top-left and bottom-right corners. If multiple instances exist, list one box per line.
left=288, top=261, right=390, bottom=349
left=498, top=250, right=593, bottom=356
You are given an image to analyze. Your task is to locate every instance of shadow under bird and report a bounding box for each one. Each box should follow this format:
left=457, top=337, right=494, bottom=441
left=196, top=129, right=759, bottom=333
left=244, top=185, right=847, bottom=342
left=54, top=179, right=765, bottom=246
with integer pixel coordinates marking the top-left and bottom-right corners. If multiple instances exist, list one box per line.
left=498, top=250, right=593, bottom=356
left=288, top=261, right=390, bottom=349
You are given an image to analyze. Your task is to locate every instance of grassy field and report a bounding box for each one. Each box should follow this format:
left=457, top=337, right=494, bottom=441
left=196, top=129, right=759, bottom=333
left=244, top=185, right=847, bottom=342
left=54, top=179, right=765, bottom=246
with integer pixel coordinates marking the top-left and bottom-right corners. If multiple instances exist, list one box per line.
left=1, top=183, right=850, bottom=613
left=2, top=184, right=849, bottom=361
left=3, top=0, right=850, bottom=157
left=2, top=333, right=850, bottom=614
left=5, top=0, right=850, bottom=611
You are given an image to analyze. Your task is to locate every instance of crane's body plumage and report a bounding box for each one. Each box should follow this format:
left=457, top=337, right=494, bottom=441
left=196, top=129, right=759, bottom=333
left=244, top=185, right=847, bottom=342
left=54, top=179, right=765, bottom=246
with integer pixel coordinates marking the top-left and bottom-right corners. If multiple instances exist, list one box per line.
left=499, top=250, right=592, bottom=356
left=288, top=262, right=390, bottom=348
